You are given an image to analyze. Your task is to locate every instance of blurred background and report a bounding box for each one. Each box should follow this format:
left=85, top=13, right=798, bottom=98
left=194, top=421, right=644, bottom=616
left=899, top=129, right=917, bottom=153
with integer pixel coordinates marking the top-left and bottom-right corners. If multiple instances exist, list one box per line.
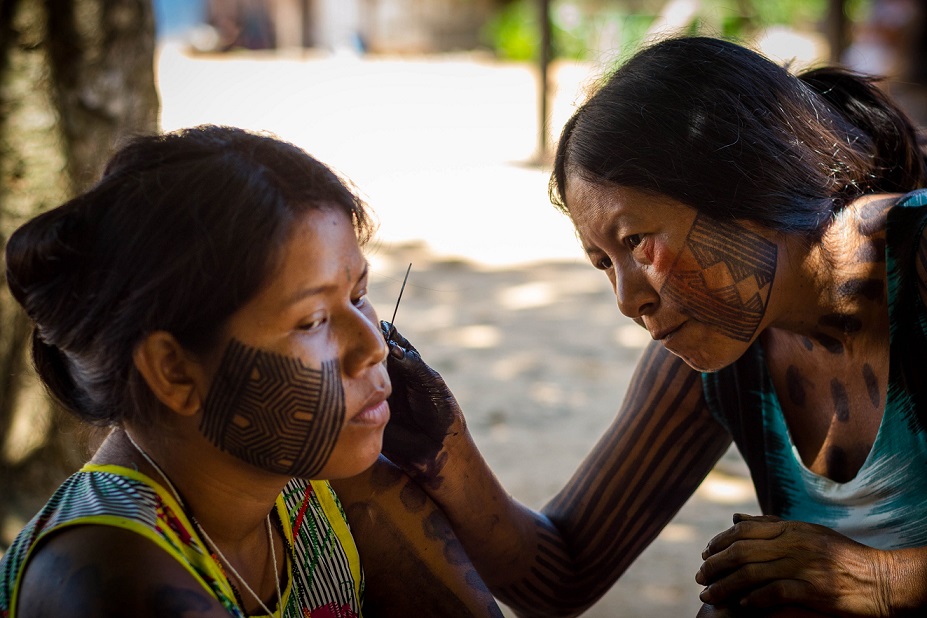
left=1, top=1, right=925, bottom=616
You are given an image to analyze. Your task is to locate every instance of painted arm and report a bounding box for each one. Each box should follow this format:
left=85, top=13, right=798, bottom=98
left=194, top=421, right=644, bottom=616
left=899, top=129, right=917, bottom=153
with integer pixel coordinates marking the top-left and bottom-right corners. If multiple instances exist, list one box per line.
left=382, top=326, right=732, bottom=617
left=332, top=457, right=503, bottom=618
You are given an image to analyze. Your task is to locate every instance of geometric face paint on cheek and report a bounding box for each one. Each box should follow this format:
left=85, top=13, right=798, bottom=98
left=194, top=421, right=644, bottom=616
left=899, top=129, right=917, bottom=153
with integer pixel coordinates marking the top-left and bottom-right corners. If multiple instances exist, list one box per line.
left=661, top=214, right=778, bottom=342
left=199, top=338, right=345, bottom=479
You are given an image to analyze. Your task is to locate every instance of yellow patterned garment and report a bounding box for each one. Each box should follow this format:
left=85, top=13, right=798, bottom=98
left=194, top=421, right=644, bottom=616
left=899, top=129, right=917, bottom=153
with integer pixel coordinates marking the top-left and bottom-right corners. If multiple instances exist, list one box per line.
left=0, top=464, right=364, bottom=617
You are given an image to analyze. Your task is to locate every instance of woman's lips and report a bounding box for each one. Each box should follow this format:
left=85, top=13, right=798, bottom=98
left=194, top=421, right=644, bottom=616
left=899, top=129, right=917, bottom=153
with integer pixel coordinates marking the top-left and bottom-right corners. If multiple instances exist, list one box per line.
left=652, top=322, right=686, bottom=341
left=351, top=399, right=390, bottom=426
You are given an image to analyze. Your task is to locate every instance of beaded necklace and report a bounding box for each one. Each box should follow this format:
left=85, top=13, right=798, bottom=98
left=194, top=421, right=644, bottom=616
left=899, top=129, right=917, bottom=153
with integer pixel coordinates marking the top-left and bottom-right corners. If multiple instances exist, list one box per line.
left=124, top=431, right=283, bottom=617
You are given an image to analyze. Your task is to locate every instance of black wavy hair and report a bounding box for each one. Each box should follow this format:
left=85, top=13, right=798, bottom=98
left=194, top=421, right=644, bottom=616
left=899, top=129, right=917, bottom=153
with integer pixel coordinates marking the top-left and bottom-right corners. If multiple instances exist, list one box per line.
left=551, top=36, right=927, bottom=235
left=5, top=125, right=374, bottom=425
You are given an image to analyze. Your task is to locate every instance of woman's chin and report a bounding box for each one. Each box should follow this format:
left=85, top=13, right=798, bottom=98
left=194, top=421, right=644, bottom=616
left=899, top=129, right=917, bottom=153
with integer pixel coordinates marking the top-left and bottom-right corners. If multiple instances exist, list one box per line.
left=313, top=431, right=385, bottom=480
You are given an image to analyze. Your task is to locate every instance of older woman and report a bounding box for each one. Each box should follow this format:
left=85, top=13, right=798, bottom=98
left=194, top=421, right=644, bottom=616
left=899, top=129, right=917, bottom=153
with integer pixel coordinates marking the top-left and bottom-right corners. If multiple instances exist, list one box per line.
left=380, top=36, right=927, bottom=617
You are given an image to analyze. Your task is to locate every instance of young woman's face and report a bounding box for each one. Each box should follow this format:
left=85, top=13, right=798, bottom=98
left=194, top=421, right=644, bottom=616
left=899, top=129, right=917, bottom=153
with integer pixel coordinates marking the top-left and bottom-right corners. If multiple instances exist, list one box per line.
left=197, top=208, right=389, bottom=480
left=566, top=175, right=779, bottom=372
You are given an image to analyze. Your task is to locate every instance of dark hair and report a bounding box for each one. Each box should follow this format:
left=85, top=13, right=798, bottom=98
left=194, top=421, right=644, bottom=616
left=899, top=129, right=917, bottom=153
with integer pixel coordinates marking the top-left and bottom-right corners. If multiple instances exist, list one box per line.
left=551, top=36, right=927, bottom=234
left=5, top=125, right=374, bottom=425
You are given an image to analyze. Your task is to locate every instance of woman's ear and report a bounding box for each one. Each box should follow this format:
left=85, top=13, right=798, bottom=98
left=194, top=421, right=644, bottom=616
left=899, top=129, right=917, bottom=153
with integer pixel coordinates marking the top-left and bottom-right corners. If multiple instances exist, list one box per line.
left=133, top=332, right=206, bottom=417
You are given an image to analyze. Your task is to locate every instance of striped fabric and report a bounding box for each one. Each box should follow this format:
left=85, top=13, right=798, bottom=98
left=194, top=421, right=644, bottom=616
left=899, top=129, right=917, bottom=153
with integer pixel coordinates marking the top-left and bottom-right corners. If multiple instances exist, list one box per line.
left=0, top=465, right=364, bottom=617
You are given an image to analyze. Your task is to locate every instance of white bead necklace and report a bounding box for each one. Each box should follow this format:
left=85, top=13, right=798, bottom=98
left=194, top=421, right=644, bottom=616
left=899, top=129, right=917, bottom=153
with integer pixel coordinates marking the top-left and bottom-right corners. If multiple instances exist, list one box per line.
left=124, top=430, right=282, bottom=617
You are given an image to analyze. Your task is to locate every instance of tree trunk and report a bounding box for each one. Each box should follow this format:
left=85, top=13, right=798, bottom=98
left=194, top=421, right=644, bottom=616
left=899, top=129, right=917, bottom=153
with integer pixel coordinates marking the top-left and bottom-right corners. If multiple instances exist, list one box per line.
left=0, top=0, right=158, bottom=551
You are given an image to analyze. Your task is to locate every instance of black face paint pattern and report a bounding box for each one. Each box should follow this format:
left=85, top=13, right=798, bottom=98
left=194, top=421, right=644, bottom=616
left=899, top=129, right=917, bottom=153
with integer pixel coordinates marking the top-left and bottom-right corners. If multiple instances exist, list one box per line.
left=662, top=215, right=778, bottom=342
left=200, top=339, right=345, bottom=479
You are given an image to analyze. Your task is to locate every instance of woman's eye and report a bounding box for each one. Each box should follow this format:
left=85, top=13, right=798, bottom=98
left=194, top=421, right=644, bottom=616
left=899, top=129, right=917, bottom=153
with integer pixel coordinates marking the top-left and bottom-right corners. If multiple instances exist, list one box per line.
left=298, top=317, right=326, bottom=331
left=625, top=234, right=643, bottom=250
left=352, top=292, right=368, bottom=308
left=595, top=256, right=613, bottom=270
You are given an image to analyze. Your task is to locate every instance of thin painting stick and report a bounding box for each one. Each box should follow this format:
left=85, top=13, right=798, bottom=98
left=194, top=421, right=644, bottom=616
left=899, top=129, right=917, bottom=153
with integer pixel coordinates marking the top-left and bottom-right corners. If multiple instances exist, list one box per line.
left=386, top=263, right=412, bottom=341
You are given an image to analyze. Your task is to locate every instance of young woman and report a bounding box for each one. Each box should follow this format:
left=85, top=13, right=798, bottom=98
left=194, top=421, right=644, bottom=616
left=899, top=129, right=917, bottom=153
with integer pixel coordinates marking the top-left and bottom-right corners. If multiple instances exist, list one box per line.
left=0, top=125, right=502, bottom=618
left=380, top=37, right=927, bottom=617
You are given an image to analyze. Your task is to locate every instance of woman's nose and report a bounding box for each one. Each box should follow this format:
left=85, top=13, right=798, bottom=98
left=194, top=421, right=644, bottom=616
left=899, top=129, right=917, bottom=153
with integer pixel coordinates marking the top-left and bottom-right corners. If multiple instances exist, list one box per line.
left=614, top=265, right=658, bottom=319
left=342, top=305, right=388, bottom=377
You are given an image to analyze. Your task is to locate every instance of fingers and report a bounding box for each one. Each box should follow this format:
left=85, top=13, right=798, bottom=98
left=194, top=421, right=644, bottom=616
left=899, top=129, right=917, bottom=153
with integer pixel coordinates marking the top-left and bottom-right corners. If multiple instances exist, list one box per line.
left=380, top=320, right=418, bottom=352
left=698, top=538, right=784, bottom=584
left=703, top=515, right=787, bottom=559
left=697, top=516, right=795, bottom=605
left=698, top=556, right=805, bottom=605
left=738, top=580, right=815, bottom=610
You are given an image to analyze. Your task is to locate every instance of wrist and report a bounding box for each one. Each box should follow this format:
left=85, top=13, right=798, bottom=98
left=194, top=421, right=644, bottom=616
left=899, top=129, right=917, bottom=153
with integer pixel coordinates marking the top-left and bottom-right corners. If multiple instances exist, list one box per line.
left=880, top=547, right=927, bottom=616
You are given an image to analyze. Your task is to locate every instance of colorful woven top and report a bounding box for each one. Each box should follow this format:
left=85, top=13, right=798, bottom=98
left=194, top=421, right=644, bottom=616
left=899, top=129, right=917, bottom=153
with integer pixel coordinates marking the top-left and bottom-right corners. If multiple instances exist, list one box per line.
left=0, top=464, right=364, bottom=617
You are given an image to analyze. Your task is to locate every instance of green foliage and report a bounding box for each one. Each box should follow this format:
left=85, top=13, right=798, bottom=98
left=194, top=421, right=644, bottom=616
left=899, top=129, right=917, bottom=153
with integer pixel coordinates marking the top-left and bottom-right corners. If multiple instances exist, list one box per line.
left=482, top=0, right=656, bottom=62
left=483, top=0, right=873, bottom=62
left=482, top=0, right=538, bottom=61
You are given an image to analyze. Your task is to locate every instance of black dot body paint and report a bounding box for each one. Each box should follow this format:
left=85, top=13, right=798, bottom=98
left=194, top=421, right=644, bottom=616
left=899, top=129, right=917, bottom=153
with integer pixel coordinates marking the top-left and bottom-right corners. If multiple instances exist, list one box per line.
left=200, top=339, right=345, bottom=479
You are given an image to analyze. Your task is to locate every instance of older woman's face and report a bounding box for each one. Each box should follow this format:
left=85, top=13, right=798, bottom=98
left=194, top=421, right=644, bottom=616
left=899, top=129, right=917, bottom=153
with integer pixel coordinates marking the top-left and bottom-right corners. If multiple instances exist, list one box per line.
left=566, top=175, right=779, bottom=372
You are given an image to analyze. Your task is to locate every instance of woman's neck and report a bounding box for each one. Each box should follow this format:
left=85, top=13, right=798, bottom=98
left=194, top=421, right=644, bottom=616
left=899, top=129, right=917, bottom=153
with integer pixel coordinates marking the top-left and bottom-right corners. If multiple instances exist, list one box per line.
left=96, top=425, right=287, bottom=546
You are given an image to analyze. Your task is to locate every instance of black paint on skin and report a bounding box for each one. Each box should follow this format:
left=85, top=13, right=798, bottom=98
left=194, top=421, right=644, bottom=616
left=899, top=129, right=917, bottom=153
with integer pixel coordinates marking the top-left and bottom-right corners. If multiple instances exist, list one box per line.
left=344, top=502, right=502, bottom=617
left=370, top=459, right=405, bottom=490
left=813, top=332, right=844, bottom=354
left=200, top=339, right=345, bottom=479
left=838, top=277, right=884, bottom=301
left=424, top=511, right=469, bottom=566
left=400, top=480, right=428, bottom=512
left=819, top=313, right=863, bottom=334
left=857, top=200, right=890, bottom=235
left=380, top=321, right=456, bottom=487
left=863, top=363, right=881, bottom=408
left=661, top=215, right=778, bottom=342
left=854, top=239, right=887, bottom=263
left=826, top=446, right=853, bottom=483
left=831, top=378, right=851, bottom=422
left=785, top=365, right=807, bottom=407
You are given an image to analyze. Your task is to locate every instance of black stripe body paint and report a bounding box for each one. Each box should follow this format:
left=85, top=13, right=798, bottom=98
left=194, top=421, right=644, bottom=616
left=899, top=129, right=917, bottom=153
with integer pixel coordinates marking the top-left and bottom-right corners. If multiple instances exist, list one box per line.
left=785, top=365, right=807, bottom=407
left=863, top=363, right=880, bottom=407
left=831, top=378, right=850, bottom=422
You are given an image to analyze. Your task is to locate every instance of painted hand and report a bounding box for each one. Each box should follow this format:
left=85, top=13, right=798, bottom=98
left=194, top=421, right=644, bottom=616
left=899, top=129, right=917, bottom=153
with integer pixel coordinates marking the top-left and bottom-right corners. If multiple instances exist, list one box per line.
left=380, top=321, right=464, bottom=488
left=697, top=514, right=891, bottom=617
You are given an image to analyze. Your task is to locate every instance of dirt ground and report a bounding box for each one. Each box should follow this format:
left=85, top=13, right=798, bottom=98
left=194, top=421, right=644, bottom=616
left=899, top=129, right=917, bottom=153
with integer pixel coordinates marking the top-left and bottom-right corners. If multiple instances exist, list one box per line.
left=365, top=243, right=760, bottom=618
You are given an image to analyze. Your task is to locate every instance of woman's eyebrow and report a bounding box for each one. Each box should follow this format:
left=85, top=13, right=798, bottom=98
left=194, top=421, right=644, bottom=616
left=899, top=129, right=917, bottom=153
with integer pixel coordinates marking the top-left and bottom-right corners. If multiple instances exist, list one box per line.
left=284, top=262, right=370, bottom=307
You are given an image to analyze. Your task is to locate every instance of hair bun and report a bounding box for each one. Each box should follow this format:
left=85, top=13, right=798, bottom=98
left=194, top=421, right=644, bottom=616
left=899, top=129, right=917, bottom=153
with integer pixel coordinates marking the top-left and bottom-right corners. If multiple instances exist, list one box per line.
left=5, top=195, right=95, bottom=349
